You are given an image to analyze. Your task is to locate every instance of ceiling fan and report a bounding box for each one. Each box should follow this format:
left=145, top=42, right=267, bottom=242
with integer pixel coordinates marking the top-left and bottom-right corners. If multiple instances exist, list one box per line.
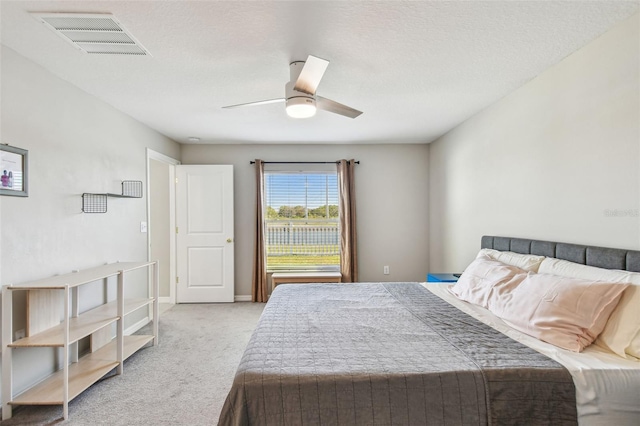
left=222, top=55, right=363, bottom=119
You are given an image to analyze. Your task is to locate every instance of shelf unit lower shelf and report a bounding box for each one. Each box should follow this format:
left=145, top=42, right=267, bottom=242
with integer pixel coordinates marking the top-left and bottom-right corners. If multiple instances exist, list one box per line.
left=9, top=335, right=154, bottom=405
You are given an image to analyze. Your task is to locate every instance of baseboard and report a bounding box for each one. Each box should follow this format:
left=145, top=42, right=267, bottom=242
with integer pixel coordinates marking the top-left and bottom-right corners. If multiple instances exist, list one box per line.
left=154, top=295, right=252, bottom=302
left=125, top=316, right=150, bottom=335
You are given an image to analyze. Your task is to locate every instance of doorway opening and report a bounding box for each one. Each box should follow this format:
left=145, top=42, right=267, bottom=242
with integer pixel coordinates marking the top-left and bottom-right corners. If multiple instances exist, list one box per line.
left=146, top=149, right=179, bottom=304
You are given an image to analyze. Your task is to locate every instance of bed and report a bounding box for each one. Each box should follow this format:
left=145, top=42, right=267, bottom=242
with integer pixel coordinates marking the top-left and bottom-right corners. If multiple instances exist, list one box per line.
left=219, top=236, right=640, bottom=425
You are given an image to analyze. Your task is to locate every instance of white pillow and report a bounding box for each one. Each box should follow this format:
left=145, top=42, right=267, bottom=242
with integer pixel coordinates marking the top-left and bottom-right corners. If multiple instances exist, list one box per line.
left=539, top=257, right=640, bottom=360
left=450, top=256, right=527, bottom=309
left=477, top=248, right=545, bottom=272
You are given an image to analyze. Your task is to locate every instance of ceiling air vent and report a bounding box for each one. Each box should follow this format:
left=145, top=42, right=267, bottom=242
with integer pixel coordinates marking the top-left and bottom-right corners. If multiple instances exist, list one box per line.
left=32, top=13, right=150, bottom=55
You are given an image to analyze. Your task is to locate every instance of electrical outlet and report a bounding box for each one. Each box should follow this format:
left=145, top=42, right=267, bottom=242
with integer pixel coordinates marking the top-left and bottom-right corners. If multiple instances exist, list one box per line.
left=15, top=329, right=25, bottom=340
left=384, top=265, right=390, bottom=275
left=140, top=221, right=148, bottom=233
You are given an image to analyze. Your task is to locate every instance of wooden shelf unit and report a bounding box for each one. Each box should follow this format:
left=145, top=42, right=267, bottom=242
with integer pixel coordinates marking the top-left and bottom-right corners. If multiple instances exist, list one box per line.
left=2, top=261, right=159, bottom=421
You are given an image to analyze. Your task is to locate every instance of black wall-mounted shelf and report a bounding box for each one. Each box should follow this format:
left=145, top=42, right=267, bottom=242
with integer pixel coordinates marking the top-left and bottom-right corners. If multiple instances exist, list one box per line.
left=82, top=181, right=143, bottom=213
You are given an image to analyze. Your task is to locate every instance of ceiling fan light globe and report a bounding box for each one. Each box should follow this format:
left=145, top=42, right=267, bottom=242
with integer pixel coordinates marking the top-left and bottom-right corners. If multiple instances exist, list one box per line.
left=286, top=103, right=316, bottom=118
left=286, top=97, right=317, bottom=118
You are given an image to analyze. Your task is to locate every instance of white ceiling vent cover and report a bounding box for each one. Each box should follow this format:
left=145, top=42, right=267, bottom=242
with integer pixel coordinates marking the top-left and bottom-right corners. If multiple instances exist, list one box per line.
left=32, top=13, right=150, bottom=55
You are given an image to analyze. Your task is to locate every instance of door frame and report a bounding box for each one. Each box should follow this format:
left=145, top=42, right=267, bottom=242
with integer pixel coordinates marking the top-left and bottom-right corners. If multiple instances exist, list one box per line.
left=146, top=148, right=180, bottom=304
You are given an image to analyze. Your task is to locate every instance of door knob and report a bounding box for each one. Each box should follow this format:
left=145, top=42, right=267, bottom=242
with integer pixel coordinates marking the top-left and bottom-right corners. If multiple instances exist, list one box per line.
left=227, top=238, right=233, bottom=243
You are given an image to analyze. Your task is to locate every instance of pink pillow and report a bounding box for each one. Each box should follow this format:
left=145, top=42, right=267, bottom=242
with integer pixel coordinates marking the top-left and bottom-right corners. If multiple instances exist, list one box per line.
left=493, top=273, right=629, bottom=352
left=449, top=257, right=528, bottom=309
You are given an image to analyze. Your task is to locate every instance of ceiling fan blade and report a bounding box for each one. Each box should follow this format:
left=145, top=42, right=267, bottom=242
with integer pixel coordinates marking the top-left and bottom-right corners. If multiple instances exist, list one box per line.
left=293, top=55, right=329, bottom=95
left=222, top=98, right=285, bottom=109
left=317, top=96, right=363, bottom=119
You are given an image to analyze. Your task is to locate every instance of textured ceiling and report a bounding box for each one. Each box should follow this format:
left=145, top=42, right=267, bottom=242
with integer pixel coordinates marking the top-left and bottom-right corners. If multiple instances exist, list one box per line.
left=1, top=1, right=638, bottom=144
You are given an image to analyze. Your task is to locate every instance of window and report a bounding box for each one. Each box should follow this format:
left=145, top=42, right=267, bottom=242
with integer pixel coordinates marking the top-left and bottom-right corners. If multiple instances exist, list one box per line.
left=264, top=171, right=339, bottom=271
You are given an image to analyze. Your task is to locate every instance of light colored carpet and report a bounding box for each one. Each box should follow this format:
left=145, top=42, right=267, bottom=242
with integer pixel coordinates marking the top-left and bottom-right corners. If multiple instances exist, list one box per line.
left=3, top=302, right=264, bottom=425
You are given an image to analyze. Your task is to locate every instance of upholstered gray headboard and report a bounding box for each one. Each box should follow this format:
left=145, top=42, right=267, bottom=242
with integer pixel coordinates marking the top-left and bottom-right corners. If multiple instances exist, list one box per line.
left=481, top=236, right=640, bottom=273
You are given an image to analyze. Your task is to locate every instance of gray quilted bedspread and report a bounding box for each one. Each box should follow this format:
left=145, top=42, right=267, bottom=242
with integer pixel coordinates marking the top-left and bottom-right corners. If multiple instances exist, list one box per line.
left=218, top=283, right=576, bottom=425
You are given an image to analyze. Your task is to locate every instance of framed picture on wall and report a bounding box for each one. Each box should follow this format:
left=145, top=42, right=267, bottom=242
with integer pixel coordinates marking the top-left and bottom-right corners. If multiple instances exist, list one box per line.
left=1, top=144, right=29, bottom=197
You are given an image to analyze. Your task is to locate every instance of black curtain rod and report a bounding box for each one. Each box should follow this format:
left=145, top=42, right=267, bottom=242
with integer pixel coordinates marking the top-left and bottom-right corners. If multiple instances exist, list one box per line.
left=249, top=160, right=359, bottom=165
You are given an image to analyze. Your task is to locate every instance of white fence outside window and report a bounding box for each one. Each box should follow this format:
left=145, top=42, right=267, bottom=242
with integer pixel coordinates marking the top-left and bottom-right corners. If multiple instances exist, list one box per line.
left=266, top=219, right=339, bottom=255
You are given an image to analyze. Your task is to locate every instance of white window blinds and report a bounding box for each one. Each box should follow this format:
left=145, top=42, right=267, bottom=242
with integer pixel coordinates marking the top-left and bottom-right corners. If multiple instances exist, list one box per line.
left=264, top=171, right=340, bottom=271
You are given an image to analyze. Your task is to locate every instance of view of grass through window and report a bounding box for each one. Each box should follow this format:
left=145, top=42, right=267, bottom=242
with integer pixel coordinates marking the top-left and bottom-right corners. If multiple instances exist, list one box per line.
left=264, top=172, right=340, bottom=271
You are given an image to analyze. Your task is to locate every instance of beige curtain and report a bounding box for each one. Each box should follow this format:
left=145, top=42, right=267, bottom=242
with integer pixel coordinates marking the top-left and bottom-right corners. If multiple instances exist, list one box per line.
left=337, top=159, right=358, bottom=282
left=251, top=159, right=268, bottom=302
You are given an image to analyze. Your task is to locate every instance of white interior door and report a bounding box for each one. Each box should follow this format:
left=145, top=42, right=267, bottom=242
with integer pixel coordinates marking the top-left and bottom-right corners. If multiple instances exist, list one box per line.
left=176, top=165, right=234, bottom=303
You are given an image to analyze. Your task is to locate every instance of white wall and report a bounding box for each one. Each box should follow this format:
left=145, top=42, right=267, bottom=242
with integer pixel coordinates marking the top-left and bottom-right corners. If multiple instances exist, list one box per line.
left=429, top=13, right=640, bottom=272
left=180, top=144, right=430, bottom=297
left=0, top=47, right=180, bottom=400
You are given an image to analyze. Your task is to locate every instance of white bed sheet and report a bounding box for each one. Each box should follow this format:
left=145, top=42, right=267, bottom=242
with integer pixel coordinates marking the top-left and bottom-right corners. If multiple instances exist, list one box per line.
left=422, top=283, right=640, bottom=426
